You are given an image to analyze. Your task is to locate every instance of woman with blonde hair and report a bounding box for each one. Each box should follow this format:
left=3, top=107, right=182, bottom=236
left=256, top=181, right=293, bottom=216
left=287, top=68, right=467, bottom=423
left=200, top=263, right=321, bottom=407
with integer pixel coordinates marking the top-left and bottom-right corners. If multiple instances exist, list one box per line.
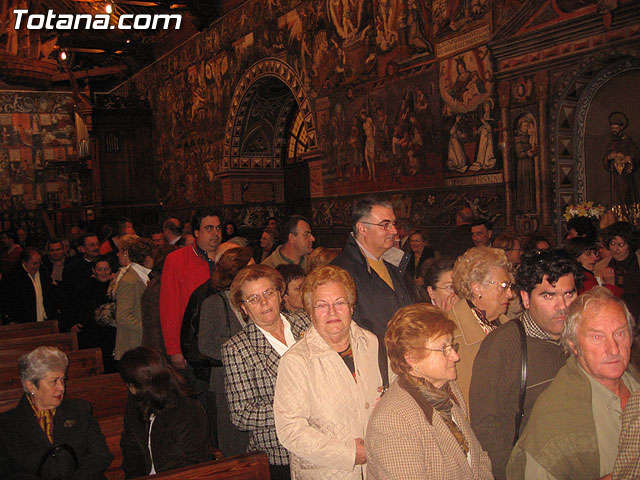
left=447, top=246, right=514, bottom=403
left=274, top=265, right=382, bottom=479
left=366, top=303, right=492, bottom=479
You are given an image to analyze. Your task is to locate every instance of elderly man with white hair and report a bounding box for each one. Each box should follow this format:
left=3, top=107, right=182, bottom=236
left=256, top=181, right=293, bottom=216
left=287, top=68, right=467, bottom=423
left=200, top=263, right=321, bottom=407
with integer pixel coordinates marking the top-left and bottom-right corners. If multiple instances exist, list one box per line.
left=507, top=286, right=640, bottom=480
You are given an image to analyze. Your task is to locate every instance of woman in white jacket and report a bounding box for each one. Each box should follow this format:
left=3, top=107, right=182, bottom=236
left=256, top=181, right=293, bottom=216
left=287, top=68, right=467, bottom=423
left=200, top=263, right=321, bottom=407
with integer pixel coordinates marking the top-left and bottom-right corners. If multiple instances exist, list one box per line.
left=274, top=265, right=383, bottom=480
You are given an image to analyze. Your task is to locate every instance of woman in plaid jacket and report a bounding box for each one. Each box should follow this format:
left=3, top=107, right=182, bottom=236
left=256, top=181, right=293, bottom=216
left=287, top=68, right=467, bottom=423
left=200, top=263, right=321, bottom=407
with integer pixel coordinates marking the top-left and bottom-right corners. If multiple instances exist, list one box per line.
left=221, top=265, right=310, bottom=480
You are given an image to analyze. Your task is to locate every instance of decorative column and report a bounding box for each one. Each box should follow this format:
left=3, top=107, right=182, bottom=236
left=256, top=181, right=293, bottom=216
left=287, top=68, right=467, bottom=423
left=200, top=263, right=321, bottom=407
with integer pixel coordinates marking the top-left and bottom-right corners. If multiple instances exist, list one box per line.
left=535, top=70, right=551, bottom=225
left=498, top=80, right=512, bottom=226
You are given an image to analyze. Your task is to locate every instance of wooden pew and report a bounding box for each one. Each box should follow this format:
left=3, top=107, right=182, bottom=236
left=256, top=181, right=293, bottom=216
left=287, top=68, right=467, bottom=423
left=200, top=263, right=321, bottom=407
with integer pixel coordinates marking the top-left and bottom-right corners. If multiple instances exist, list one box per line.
left=0, top=332, right=78, bottom=365
left=133, top=452, right=271, bottom=480
left=0, top=372, right=126, bottom=415
left=0, top=347, right=104, bottom=390
left=0, top=320, right=59, bottom=339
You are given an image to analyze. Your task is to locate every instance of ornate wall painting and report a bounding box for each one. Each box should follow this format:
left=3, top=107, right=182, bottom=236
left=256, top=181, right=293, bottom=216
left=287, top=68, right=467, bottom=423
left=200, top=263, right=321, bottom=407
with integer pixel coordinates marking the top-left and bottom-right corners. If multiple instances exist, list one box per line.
left=321, top=66, right=443, bottom=196
left=439, top=47, right=499, bottom=185
left=432, top=0, right=491, bottom=42
left=0, top=93, right=82, bottom=210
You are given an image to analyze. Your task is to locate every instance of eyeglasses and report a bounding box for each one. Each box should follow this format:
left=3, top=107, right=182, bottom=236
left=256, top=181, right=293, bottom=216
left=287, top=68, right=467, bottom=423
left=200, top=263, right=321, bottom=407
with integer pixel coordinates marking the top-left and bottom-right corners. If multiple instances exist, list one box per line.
left=361, top=220, right=398, bottom=231
left=243, top=288, right=278, bottom=305
left=434, top=284, right=455, bottom=293
left=485, top=280, right=513, bottom=291
left=424, top=342, right=460, bottom=357
left=313, top=300, right=350, bottom=313
left=297, top=231, right=314, bottom=238
left=201, top=225, right=223, bottom=233
left=609, top=241, right=628, bottom=248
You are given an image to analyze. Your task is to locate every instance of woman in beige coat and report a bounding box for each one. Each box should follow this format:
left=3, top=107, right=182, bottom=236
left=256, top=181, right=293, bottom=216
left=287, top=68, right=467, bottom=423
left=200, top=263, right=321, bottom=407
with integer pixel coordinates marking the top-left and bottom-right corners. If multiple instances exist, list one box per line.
left=366, top=303, right=493, bottom=480
left=446, top=246, right=514, bottom=404
left=114, top=236, right=153, bottom=360
left=274, top=266, right=383, bottom=480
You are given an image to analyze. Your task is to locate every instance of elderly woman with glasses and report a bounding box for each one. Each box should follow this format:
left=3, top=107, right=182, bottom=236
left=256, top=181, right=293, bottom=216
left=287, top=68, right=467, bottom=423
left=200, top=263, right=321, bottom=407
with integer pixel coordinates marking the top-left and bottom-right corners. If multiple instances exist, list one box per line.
left=0, top=347, right=113, bottom=479
left=366, top=303, right=492, bottom=479
left=447, top=246, right=514, bottom=404
left=274, top=265, right=383, bottom=480
left=221, top=264, right=309, bottom=480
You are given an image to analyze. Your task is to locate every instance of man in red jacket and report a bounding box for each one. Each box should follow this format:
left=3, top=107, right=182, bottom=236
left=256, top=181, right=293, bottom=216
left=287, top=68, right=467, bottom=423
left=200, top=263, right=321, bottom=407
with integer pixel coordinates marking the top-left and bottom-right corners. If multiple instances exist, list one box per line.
left=160, top=209, right=222, bottom=368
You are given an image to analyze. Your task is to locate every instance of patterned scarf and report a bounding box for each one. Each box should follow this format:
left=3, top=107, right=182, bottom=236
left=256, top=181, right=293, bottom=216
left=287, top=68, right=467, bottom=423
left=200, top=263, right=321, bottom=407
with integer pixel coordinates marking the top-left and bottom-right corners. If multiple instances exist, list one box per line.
left=405, top=375, right=469, bottom=455
left=27, top=394, right=56, bottom=444
left=468, top=300, right=501, bottom=334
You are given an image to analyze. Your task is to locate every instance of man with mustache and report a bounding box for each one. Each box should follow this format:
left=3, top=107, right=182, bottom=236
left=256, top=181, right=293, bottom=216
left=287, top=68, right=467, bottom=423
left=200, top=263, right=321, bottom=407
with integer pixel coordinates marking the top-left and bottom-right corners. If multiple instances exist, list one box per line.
left=508, top=286, right=640, bottom=480
left=469, top=249, right=582, bottom=480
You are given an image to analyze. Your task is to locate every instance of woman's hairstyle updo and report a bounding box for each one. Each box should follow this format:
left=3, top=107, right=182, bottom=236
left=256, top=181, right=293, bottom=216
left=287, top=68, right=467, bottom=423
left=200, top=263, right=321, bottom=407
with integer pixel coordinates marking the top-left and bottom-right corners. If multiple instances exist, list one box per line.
left=452, top=246, right=513, bottom=300
left=211, top=247, right=254, bottom=291
left=385, top=303, right=456, bottom=377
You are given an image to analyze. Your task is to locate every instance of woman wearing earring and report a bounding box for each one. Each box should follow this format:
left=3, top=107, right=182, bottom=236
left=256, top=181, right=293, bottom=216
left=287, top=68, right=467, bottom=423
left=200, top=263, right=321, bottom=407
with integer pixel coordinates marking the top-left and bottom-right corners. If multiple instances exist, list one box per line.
left=0, top=347, right=113, bottom=479
left=446, top=246, right=514, bottom=404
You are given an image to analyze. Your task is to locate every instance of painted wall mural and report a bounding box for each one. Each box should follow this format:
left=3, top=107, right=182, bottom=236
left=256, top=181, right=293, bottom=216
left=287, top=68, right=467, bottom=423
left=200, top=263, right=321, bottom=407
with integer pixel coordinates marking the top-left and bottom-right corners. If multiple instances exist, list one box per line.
left=106, top=0, right=639, bottom=237
left=0, top=92, right=85, bottom=212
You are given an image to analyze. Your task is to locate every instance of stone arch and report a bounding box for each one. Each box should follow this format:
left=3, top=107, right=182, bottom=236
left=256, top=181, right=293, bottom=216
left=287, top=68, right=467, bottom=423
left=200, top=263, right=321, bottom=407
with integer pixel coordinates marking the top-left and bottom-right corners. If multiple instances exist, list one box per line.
left=549, top=50, right=640, bottom=242
left=222, top=58, right=317, bottom=171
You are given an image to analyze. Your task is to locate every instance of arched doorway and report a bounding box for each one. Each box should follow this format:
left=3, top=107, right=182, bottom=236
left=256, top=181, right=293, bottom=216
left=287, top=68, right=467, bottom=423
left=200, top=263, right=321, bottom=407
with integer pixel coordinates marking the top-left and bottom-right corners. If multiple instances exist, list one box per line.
left=550, top=53, right=640, bottom=242
left=219, top=58, right=318, bottom=220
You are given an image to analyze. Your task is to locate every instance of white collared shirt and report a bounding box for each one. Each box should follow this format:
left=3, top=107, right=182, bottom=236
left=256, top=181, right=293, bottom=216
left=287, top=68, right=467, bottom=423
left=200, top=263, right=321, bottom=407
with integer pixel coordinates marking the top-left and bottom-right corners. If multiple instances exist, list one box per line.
left=256, top=314, right=296, bottom=356
left=24, top=265, right=46, bottom=322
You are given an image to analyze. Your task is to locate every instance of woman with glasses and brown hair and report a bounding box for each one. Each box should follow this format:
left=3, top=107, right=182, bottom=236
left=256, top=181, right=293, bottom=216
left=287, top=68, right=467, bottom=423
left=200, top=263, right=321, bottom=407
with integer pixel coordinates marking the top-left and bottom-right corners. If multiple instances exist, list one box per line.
left=366, top=303, right=492, bottom=479
left=221, top=264, right=309, bottom=480
left=447, top=246, right=514, bottom=404
left=274, top=265, right=383, bottom=480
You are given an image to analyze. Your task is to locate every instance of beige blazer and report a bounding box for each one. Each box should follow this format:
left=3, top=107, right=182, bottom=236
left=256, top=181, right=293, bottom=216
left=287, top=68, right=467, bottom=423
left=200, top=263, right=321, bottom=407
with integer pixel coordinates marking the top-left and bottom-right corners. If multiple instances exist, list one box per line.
left=366, top=378, right=493, bottom=480
left=114, top=267, right=147, bottom=360
left=447, top=299, right=508, bottom=408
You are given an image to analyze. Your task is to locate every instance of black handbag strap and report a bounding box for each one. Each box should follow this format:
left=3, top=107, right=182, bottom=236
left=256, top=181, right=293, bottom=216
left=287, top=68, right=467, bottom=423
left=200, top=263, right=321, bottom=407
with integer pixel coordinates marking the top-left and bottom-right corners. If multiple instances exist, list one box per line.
left=377, top=334, right=389, bottom=391
left=513, top=318, right=528, bottom=445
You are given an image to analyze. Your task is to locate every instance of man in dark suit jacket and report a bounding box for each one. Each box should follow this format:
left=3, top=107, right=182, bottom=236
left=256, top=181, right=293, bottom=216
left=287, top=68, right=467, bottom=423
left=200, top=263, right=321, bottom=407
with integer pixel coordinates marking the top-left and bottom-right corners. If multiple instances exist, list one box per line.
left=2, top=247, right=57, bottom=324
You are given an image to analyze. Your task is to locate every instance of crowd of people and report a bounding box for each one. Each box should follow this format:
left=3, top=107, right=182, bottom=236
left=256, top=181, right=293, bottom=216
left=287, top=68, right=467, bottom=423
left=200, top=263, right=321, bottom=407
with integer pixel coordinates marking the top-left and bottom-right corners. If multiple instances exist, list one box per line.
left=1, top=200, right=639, bottom=479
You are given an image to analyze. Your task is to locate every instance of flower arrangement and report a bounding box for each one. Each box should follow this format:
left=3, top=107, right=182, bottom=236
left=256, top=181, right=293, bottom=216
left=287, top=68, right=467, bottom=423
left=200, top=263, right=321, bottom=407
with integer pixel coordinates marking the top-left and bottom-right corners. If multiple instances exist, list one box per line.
left=563, top=202, right=607, bottom=221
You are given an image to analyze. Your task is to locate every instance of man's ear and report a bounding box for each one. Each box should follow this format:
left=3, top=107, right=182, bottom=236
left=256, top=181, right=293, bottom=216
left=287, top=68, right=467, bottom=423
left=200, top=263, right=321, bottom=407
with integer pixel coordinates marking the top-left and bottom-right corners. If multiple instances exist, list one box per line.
left=356, top=221, right=366, bottom=237
left=520, top=290, right=530, bottom=310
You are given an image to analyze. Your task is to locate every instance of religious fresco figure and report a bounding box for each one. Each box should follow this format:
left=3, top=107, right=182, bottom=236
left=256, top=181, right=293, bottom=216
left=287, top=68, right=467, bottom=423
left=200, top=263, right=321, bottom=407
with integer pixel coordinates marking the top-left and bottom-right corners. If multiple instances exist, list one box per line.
left=469, top=99, right=496, bottom=171
left=360, top=109, right=377, bottom=181
left=440, top=48, right=493, bottom=114
left=328, top=0, right=365, bottom=42
left=374, top=0, right=401, bottom=52
left=603, top=111, right=640, bottom=219
left=446, top=115, right=468, bottom=173
left=514, top=113, right=538, bottom=213
left=403, top=0, right=433, bottom=54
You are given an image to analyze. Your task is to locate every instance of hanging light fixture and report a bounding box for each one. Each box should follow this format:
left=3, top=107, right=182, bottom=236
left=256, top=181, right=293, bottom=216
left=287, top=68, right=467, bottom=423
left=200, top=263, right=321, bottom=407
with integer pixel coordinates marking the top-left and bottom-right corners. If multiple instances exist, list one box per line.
left=105, top=3, right=113, bottom=14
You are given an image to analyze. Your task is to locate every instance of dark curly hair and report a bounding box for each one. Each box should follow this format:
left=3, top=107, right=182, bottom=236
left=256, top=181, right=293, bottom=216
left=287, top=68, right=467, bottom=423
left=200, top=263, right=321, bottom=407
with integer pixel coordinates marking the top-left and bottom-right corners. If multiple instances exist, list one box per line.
left=516, top=248, right=584, bottom=296
left=602, top=221, right=639, bottom=253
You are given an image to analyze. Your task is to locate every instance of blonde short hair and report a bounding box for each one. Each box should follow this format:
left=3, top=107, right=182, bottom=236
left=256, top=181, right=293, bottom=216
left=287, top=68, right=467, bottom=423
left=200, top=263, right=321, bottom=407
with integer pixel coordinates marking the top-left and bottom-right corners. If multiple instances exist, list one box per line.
left=452, top=246, right=513, bottom=299
left=301, top=265, right=356, bottom=316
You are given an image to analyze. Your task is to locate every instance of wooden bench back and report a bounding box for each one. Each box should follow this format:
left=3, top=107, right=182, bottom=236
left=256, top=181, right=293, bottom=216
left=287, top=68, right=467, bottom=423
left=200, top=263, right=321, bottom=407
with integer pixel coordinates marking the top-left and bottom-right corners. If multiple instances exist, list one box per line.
left=0, top=372, right=127, bottom=416
left=0, top=332, right=79, bottom=366
left=0, top=347, right=104, bottom=391
left=0, top=320, right=59, bottom=339
left=133, top=452, right=271, bottom=480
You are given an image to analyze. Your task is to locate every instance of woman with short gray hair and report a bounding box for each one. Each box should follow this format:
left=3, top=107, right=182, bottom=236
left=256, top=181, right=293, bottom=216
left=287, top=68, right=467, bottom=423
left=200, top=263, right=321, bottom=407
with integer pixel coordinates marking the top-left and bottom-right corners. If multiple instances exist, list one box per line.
left=0, top=346, right=113, bottom=479
left=447, top=246, right=515, bottom=403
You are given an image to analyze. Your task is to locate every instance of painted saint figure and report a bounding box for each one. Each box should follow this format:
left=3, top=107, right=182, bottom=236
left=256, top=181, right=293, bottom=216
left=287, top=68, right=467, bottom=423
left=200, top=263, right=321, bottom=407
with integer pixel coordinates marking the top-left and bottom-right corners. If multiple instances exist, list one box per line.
left=514, top=114, right=538, bottom=213
left=469, top=99, right=496, bottom=171
left=447, top=115, right=468, bottom=173
left=603, top=111, right=640, bottom=219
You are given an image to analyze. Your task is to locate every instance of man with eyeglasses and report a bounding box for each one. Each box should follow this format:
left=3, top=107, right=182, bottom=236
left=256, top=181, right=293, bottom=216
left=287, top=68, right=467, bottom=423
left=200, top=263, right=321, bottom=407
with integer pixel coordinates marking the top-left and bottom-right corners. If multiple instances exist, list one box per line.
left=332, top=197, right=414, bottom=339
left=469, top=249, right=583, bottom=480
left=262, top=215, right=315, bottom=272
left=161, top=209, right=223, bottom=369
left=595, top=221, right=640, bottom=321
